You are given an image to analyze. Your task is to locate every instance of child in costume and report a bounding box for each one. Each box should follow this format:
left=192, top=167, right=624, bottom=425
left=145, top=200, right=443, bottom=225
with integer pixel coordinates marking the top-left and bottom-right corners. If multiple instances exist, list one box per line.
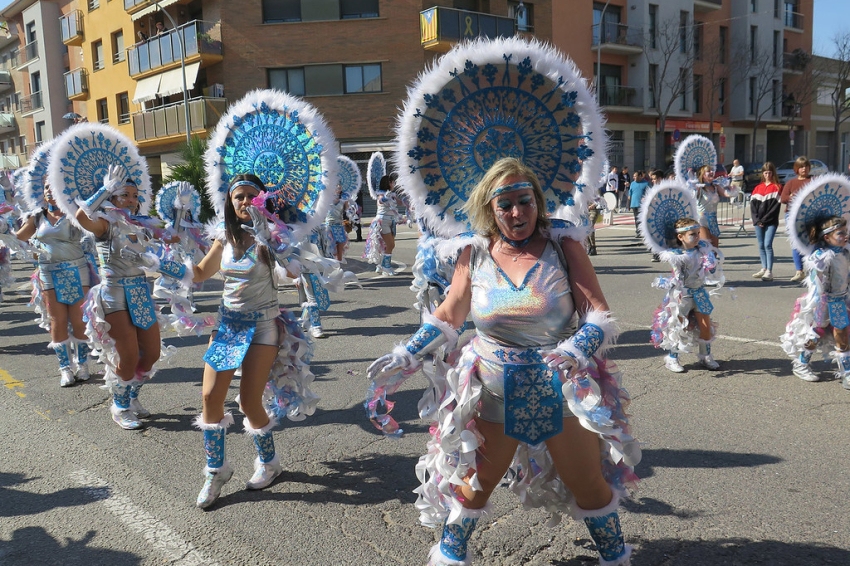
left=781, top=174, right=850, bottom=386
left=640, top=180, right=724, bottom=373
left=363, top=152, right=402, bottom=276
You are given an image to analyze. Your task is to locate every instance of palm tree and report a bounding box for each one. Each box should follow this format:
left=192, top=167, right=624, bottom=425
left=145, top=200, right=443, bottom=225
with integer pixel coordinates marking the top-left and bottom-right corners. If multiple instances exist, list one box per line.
left=163, top=135, right=213, bottom=221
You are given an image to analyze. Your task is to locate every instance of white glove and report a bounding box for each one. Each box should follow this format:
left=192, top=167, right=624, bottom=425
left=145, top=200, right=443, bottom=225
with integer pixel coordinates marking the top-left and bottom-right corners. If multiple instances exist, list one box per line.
left=0, top=174, right=12, bottom=191
left=175, top=181, right=194, bottom=207
left=542, top=350, right=580, bottom=376
left=242, top=206, right=273, bottom=244
left=103, top=164, right=126, bottom=196
left=367, top=349, right=416, bottom=380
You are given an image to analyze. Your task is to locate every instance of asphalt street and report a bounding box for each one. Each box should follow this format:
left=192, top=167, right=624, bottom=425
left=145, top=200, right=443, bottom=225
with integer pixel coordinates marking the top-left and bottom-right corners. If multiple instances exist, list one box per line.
left=1, top=217, right=849, bottom=565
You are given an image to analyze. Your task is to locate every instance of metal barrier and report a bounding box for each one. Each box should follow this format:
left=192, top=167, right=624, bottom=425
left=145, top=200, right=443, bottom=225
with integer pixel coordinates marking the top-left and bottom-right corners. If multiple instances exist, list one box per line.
left=717, top=194, right=750, bottom=237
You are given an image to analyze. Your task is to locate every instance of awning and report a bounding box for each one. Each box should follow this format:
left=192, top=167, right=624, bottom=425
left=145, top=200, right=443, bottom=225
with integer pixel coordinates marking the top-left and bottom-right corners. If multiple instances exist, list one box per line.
left=131, top=0, right=179, bottom=21
left=132, top=74, right=161, bottom=103
left=157, top=62, right=200, bottom=97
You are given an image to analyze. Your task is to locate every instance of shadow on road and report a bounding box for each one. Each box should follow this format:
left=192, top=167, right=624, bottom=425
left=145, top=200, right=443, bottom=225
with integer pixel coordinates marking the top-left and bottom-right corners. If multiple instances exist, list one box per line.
left=634, top=448, right=782, bottom=480
left=0, top=527, right=140, bottom=566
left=0, top=472, right=110, bottom=518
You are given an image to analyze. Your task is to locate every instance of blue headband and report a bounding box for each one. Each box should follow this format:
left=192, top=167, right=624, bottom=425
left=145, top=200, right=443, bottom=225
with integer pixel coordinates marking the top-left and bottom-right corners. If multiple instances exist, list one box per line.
left=490, top=181, right=533, bottom=200
left=229, top=180, right=263, bottom=193
left=676, top=224, right=700, bottom=233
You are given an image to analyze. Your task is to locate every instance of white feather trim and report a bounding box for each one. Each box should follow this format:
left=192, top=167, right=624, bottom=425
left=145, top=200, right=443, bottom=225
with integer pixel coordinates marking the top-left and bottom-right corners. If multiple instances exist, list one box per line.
left=786, top=173, right=850, bottom=256
left=192, top=412, right=234, bottom=430
left=367, top=152, right=385, bottom=201
left=422, top=312, right=460, bottom=351
left=243, top=414, right=278, bottom=435
left=572, top=490, right=623, bottom=520
left=434, top=234, right=489, bottom=264
left=673, top=134, right=716, bottom=182
left=21, top=138, right=58, bottom=213
left=638, top=179, right=699, bottom=255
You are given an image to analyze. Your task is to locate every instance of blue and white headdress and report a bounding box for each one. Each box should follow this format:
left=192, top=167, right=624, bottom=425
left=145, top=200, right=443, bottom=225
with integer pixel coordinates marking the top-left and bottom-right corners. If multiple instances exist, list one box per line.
left=396, top=36, right=605, bottom=238
left=204, top=89, right=338, bottom=241
left=786, top=173, right=850, bottom=256
left=338, top=155, right=362, bottom=203
left=674, top=135, right=716, bottom=183
left=21, top=138, right=58, bottom=212
left=638, top=179, right=699, bottom=255
left=155, top=181, right=202, bottom=227
left=367, top=151, right=385, bottom=201
left=48, top=122, right=151, bottom=219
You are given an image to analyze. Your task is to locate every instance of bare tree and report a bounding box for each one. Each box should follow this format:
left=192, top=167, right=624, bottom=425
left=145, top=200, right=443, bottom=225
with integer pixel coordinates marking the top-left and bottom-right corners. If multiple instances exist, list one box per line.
left=779, top=49, right=820, bottom=163
left=643, top=15, right=695, bottom=167
left=823, top=32, right=850, bottom=170
left=698, top=32, right=748, bottom=139
left=740, top=46, right=782, bottom=162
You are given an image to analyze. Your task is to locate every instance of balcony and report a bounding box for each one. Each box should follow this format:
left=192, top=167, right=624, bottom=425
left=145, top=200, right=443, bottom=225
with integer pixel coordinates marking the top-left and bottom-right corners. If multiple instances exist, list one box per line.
left=0, top=70, right=12, bottom=92
left=783, top=50, right=810, bottom=74
left=88, top=0, right=100, bottom=11
left=20, top=91, right=43, bottom=115
left=16, top=40, right=39, bottom=69
left=694, top=0, right=721, bottom=11
left=127, top=20, right=222, bottom=79
left=591, top=22, right=643, bottom=55
left=124, top=0, right=192, bottom=18
left=0, top=154, right=21, bottom=169
left=60, top=10, right=84, bottom=46
left=420, top=7, right=516, bottom=52
left=65, top=68, right=89, bottom=100
left=132, top=96, right=226, bottom=144
left=598, top=84, right=644, bottom=112
left=784, top=10, right=803, bottom=31
left=0, top=113, right=15, bottom=134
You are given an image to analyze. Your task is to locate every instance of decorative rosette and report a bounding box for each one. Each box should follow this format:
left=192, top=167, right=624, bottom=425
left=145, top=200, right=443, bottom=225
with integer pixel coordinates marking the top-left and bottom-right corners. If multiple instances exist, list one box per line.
left=48, top=122, right=151, bottom=217
left=204, top=89, right=338, bottom=242
left=155, top=181, right=202, bottom=227
left=367, top=151, right=385, bottom=200
left=396, top=36, right=605, bottom=238
left=638, top=179, right=699, bottom=254
left=338, top=155, right=362, bottom=203
left=21, top=138, right=58, bottom=212
left=674, top=135, right=717, bottom=183
left=786, top=173, right=850, bottom=256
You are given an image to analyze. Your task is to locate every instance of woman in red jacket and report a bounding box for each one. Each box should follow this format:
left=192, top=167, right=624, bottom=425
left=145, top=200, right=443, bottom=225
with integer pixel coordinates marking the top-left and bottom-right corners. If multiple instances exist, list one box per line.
left=750, top=162, right=783, bottom=281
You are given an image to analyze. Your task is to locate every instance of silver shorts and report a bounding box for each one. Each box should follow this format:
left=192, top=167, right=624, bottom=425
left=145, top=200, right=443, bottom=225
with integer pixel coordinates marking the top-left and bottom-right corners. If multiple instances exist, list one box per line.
left=212, top=316, right=279, bottom=346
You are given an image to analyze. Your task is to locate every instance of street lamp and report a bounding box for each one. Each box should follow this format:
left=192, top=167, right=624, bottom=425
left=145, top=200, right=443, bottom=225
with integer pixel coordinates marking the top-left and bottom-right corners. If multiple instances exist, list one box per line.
left=155, top=2, right=191, bottom=144
left=595, top=0, right=611, bottom=106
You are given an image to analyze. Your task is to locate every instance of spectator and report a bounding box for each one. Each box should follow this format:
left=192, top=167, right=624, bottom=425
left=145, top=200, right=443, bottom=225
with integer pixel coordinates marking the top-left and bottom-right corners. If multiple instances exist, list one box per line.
left=730, top=159, right=744, bottom=192
left=779, top=156, right=812, bottom=282
left=628, top=171, right=650, bottom=237
left=618, top=166, right=630, bottom=211
left=154, top=21, right=168, bottom=36
left=605, top=165, right=618, bottom=195
left=750, top=162, right=782, bottom=282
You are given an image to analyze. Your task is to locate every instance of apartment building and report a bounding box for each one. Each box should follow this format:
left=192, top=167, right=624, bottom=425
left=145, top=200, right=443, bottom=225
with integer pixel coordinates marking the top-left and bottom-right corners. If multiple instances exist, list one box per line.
left=0, top=23, right=25, bottom=170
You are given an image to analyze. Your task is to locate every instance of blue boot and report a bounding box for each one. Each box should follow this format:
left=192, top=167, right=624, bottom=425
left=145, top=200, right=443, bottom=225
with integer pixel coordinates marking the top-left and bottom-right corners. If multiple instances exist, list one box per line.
left=245, top=416, right=283, bottom=490
left=73, top=338, right=91, bottom=382
left=194, top=413, right=234, bottom=509
left=579, top=495, right=631, bottom=565
left=428, top=504, right=490, bottom=565
left=110, top=377, right=142, bottom=430
left=51, top=339, right=74, bottom=387
left=381, top=254, right=395, bottom=276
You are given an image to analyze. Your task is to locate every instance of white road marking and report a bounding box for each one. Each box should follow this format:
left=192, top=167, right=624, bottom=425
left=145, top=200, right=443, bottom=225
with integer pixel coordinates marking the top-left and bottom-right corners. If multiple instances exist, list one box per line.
left=69, top=469, right=219, bottom=566
left=618, top=321, right=782, bottom=349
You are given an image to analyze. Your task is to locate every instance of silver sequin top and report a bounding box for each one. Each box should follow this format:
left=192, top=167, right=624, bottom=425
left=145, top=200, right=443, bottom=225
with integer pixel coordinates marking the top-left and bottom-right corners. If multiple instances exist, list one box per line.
left=375, top=192, right=399, bottom=220
left=325, top=200, right=344, bottom=225
left=819, top=247, right=850, bottom=300
left=96, top=221, right=145, bottom=279
left=696, top=184, right=720, bottom=217
left=220, top=242, right=278, bottom=319
left=671, top=247, right=707, bottom=290
left=34, top=213, right=85, bottom=264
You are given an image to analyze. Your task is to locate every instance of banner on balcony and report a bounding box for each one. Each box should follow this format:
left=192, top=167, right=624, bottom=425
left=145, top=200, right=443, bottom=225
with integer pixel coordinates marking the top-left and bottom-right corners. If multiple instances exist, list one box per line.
left=395, top=36, right=606, bottom=238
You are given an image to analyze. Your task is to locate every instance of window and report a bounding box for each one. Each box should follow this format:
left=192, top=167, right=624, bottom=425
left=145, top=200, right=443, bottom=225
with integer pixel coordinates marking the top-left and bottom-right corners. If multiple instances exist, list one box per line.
left=679, top=11, right=688, bottom=54
left=19, top=136, right=25, bottom=153
left=112, top=30, right=125, bottom=63
left=96, top=97, right=108, bottom=123
left=775, top=0, right=781, bottom=18
left=817, top=86, right=833, bottom=106
left=693, top=22, right=702, bottom=61
left=35, top=121, right=45, bottom=143
left=648, top=64, right=658, bottom=108
left=263, top=0, right=301, bottom=23
left=750, top=26, right=757, bottom=63
left=679, top=69, right=688, bottom=111
left=268, top=67, right=306, bottom=96
left=719, top=26, right=727, bottom=64
left=0, top=141, right=6, bottom=153
left=693, top=74, right=702, bottom=113
left=30, top=71, right=41, bottom=96
left=508, top=1, right=534, bottom=32
left=344, top=64, right=381, bottom=93
left=773, top=30, right=780, bottom=66
left=117, top=92, right=130, bottom=124
left=25, top=21, right=36, bottom=43
left=751, top=0, right=757, bottom=13
left=749, top=76, right=757, bottom=114
left=593, top=2, right=621, bottom=45
left=772, top=79, right=780, bottom=116
left=718, top=77, right=726, bottom=114
left=648, top=4, right=658, bottom=49
left=88, top=0, right=100, bottom=11
left=595, top=63, right=621, bottom=107
left=93, top=40, right=104, bottom=70
left=340, top=0, right=379, bottom=19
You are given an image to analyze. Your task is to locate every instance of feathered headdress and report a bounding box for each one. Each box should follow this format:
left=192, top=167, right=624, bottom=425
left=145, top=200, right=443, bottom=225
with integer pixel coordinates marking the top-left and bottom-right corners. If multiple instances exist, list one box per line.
left=337, top=155, right=362, bottom=203
left=366, top=151, right=385, bottom=201
left=203, top=89, right=338, bottom=242
left=395, top=36, right=606, bottom=238
left=786, top=173, right=850, bottom=256
left=674, top=135, right=716, bottom=183
left=49, top=122, right=151, bottom=222
left=638, top=179, right=700, bottom=255
left=21, top=138, right=58, bottom=212
left=155, top=181, right=202, bottom=228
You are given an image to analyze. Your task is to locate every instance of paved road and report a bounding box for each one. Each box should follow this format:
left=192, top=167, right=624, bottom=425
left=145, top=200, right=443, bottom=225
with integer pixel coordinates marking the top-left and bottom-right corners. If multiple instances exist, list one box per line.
left=1, top=221, right=848, bottom=565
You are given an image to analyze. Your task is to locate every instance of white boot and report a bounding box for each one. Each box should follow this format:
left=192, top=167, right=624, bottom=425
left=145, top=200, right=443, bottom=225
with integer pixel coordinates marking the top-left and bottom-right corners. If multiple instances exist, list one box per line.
left=664, top=353, right=685, bottom=373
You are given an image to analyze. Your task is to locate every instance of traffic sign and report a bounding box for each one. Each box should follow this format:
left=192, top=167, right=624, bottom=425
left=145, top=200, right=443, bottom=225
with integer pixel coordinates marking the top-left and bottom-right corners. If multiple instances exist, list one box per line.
left=673, top=129, right=681, bottom=141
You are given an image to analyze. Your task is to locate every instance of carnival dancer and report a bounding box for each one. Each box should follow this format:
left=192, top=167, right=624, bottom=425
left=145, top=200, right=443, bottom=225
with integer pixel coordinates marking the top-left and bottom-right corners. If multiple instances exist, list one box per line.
left=194, top=89, right=337, bottom=508
left=674, top=135, right=736, bottom=248
left=367, top=38, right=638, bottom=566
left=51, top=123, right=181, bottom=430
left=639, top=180, right=725, bottom=373
left=323, top=155, right=360, bottom=262
left=781, top=174, right=850, bottom=386
left=363, top=153, right=403, bottom=276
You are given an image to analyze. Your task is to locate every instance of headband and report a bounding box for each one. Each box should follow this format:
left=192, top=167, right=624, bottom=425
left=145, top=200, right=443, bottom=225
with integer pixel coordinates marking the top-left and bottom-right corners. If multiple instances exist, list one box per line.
left=229, top=180, right=263, bottom=194
left=822, top=224, right=844, bottom=235
left=676, top=224, right=700, bottom=233
left=490, top=181, right=533, bottom=200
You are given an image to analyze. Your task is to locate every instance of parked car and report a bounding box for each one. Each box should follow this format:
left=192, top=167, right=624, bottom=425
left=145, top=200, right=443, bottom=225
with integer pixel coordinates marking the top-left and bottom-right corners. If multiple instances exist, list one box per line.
left=775, top=159, right=829, bottom=184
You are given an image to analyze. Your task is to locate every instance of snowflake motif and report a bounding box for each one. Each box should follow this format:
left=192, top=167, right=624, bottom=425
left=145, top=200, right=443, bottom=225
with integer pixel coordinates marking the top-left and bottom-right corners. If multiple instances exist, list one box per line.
left=203, top=319, right=257, bottom=371
left=155, top=182, right=201, bottom=226
left=51, top=266, right=83, bottom=305
left=504, top=363, right=562, bottom=444
left=252, top=431, right=276, bottom=462
left=57, top=129, right=144, bottom=203
left=494, top=347, right=542, bottom=364
left=203, top=429, right=225, bottom=467
left=125, top=282, right=155, bottom=329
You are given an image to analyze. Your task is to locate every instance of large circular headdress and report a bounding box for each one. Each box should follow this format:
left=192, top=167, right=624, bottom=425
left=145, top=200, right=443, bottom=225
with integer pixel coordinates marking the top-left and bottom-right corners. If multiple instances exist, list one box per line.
left=367, top=151, right=385, bottom=200
left=21, top=138, right=58, bottom=212
left=396, top=36, right=605, bottom=238
left=337, top=155, right=362, bottom=203
left=786, top=173, right=850, bottom=256
left=639, top=179, right=700, bottom=255
left=48, top=122, right=151, bottom=217
left=674, top=135, right=716, bottom=183
left=204, top=89, right=338, bottom=241
left=155, top=181, right=202, bottom=227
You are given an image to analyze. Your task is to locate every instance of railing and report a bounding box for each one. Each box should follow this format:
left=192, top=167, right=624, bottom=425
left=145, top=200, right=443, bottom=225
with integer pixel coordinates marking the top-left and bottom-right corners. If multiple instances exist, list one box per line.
left=0, top=153, right=21, bottom=169
left=20, top=91, right=43, bottom=114
left=64, top=68, right=88, bottom=98
left=60, top=10, right=84, bottom=44
left=0, top=113, right=15, bottom=133
left=124, top=0, right=148, bottom=10
left=114, top=50, right=126, bottom=64
left=88, top=0, right=100, bottom=11
left=783, top=51, right=809, bottom=71
left=0, top=70, right=11, bottom=90
left=19, top=40, right=38, bottom=66
left=419, top=7, right=516, bottom=49
left=599, top=85, right=643, bottom=108
left=591, top=22, right=643, bottom=49
left=132, top=96, right=226, bottom=142
left=93, top=58, right=105, bottom=71
left=4, top=51, right=20, bottom=70
left=784, top=10, right=803, bottom=29
left=118, top=112, right=131, bottom=125
left=127, top=20, right=222, bottom=77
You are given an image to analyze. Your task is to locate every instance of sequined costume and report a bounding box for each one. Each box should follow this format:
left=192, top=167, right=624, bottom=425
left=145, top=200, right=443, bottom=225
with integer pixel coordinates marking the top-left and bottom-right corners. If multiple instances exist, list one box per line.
left=410, top=220, right=454, bottom=315
left=323, top=199, right=349, bottom=255
left=363, top=191, right=400, bottom=272
left=650, top=241, right=724, bottom=355
left=695, top=184, right=721, bottom=237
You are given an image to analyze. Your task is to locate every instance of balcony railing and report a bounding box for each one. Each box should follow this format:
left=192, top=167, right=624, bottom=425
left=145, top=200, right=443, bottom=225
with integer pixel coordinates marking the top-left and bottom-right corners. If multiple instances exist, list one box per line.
left=0, top=70, right=12, bottom=91
left=420, top=7, right=516, bottom=52
left=88, top=0, right=100, bottom=11
left=132, top=96, right=226, bottom=142
left=0, top=113, right=15, bottom=134
left=784, top=10, right=803, bottom=30
left=124, top=0, right=149, bottom=11
left=60, top=10, right=84, bottom=45
left=591, top=22, right=643, bottom=50
left=64, top=68, right=88, bottom=98
left=18, top=40, right=39, bottom=67
left=0, top=153, right=21, bottom=169
left=127, top=20, right=222, bottom=78
left=783, top=50, right=810, bottom=72
left=20, top=91, right=43, bottom=114
left=598, top=85, right=644, bottom=109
